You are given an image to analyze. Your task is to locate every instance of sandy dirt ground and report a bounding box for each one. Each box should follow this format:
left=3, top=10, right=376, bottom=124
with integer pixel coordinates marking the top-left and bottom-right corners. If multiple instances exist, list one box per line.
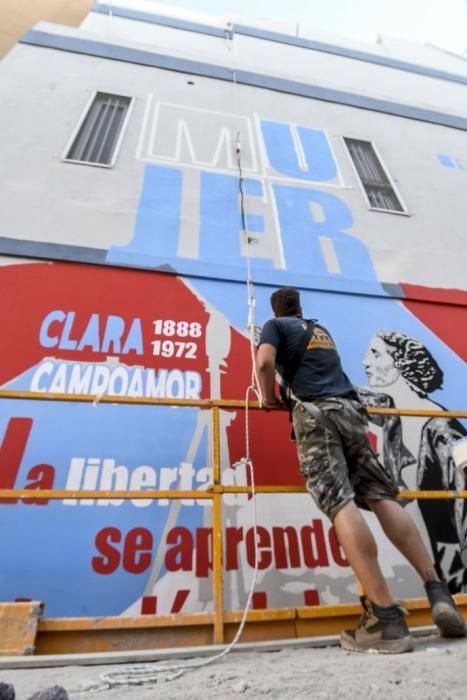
left=1, top=634, right=467, bottom=700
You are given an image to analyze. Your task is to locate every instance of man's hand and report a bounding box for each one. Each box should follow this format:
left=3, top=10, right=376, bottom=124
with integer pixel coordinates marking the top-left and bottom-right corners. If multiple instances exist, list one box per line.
left=262, top=396, right=283, bottom=410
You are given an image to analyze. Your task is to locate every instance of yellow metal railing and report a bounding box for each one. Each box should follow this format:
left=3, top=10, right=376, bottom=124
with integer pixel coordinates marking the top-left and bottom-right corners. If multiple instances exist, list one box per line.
left=0, top=389, right=466, bottom=650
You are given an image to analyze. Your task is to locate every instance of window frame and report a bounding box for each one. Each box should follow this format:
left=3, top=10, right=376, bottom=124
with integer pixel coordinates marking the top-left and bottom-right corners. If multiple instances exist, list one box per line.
left=342, top=136, right=409, bottom=216
left=62, top=90, right=135, bottom=168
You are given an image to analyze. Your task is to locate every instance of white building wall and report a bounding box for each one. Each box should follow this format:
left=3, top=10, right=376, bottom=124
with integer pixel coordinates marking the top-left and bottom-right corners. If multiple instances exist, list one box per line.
left=77, top=12, right=467, bottom=116
left=0, top=20, right=466, bottom=289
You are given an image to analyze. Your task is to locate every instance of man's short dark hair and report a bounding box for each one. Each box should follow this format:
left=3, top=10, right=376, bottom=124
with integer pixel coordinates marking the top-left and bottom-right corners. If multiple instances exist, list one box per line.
left=270, top=287, right=302, bottom=317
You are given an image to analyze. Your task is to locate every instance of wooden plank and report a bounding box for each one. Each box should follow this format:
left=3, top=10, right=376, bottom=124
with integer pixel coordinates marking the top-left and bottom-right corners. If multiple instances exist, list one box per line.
left=3, top=627, right=448, bottom=670
left=28, top=596, right=467, bottom=655
left=38, top=612, right=214, bottom=631
left=0, top=602, right=43, bottom=656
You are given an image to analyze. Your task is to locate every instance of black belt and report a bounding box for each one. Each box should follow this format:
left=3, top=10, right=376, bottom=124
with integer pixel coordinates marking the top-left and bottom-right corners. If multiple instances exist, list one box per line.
left=298, top=391, right=358, bottom=402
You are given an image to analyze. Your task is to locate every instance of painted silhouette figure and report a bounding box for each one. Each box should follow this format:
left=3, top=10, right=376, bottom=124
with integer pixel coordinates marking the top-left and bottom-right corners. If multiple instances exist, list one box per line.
left=362, top=331, right=467, bottom=592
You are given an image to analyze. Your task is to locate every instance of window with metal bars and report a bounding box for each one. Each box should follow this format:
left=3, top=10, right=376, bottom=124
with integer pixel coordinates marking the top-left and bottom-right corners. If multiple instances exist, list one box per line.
left=344, top=138, right=405, bottom=213
left=65, top=92, right=132, bottom=166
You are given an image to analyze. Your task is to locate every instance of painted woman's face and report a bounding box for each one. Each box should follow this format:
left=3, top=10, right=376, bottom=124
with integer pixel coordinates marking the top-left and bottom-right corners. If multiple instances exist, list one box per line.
left=363, top=336, right=401, bottom=388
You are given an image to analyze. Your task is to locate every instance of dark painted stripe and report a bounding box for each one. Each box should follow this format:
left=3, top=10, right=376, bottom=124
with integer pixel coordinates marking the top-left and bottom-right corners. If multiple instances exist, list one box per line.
left=234, top=69, right=467, bottom=129
left=0, top=237, right=107, bottom=264
left=19, top=30, right=467, bottom=132
left=0, top=237, right=175, bottom=275
left=0, top=236, right=389, bottom=299
left=21, top=30, right=231, bottom=80
left=93, top=3, right=467, bottom=88
left=2, top=237, right=466, bottom=305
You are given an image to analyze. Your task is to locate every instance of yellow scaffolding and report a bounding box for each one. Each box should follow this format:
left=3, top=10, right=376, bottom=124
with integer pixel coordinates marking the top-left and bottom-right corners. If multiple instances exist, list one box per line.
left=0, top=390, right=466, bottom=655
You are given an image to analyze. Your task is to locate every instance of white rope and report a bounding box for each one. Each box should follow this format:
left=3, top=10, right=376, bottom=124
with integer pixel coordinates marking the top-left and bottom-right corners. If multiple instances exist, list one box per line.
left=94, top=411, right=259, bottom=688
left=92, top=384, right=260, bottom=688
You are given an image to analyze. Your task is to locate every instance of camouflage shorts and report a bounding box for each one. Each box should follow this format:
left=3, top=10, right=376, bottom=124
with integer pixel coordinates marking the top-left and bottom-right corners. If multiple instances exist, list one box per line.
left=292, top=397, right=399, bottom=521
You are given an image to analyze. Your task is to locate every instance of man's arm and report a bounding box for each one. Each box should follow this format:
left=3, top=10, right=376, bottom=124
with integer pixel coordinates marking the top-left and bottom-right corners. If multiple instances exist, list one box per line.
left=256, top=343, right=281, bottom=407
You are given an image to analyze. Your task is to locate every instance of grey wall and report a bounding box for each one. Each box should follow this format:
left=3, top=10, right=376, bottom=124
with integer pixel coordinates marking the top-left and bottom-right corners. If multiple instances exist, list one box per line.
left=0, top=32, right=466, bottom=289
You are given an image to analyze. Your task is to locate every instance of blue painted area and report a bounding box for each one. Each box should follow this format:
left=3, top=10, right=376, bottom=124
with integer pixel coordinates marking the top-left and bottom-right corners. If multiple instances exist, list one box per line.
left=438, top=154, right=456, bottom=168
left=110, top=165, right=182, bottom=259
left=199, top=172, right=273, bottom=269
left=0, top=400, right=206, bottom=616
left=273, top=185, right=376, bottom=279
left=39, top=310, right=65, bottom=348
left=108, top=163, right=378, bottom=285
left=59, top=312, right=79, bottom=350
left=437, top=154, right=465, bottom=170
left=157, top=426, right=210, bottom=581
left=261, top=121, right=337, bottom=182
left=108, top=167, right=274, bottom=272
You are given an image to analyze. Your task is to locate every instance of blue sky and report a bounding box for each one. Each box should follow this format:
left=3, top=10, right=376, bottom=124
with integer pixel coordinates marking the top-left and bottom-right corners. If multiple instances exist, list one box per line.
left=146, top=0, right=467, bottom=53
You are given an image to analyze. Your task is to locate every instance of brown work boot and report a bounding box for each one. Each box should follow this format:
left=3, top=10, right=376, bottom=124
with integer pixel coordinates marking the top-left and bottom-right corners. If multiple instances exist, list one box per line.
left=340, top=596, right=415, bottom=654
left=425, top=580, right=466, bottom=638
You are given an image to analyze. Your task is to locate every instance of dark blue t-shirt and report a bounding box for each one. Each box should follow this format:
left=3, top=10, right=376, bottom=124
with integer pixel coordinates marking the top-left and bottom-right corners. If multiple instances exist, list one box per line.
left=259, top=316, right=354, bottom=400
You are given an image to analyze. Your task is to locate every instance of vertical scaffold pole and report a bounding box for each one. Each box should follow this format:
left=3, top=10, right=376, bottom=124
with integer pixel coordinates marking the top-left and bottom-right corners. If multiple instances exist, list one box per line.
left=211, top=405, right=224, bottom=644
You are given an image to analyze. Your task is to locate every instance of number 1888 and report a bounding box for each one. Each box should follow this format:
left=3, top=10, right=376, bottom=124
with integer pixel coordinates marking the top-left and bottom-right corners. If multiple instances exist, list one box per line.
left=152, top=320, right=202, bottom=338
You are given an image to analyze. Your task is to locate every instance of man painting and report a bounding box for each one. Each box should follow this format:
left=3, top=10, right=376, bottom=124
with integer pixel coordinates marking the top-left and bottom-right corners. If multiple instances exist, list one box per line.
left=255, top=287, right=465, bottom=653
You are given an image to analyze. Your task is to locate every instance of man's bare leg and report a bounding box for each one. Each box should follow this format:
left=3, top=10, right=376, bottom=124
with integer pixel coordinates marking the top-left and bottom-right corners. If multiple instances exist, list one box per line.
left=367, top=498, right=438, bottom=581
left=334, top=500, right=415, bottom=652
left=368, top=498, right=466, bottom=637
left=333, top=500, right=393, bottom=606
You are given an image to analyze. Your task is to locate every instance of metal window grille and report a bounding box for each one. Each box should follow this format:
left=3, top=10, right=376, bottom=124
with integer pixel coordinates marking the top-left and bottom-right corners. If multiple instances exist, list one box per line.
left=344, top=138, right=404, bottom=212
left=66, top=93, right=132, bottom=166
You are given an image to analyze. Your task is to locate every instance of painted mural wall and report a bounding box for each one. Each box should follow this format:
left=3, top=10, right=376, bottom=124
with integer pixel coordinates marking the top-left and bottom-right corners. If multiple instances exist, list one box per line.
left=0, top=259, right=465, bottom=617
left=0, top=17, right=467, bottom=617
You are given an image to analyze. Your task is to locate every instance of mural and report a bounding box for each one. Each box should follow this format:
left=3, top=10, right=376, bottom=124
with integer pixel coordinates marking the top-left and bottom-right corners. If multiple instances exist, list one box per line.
left=0, top=260, right=465, bottom=617
left=1, top=101, right=466, bottom=616
left=361, top=331, right=467, bottom=592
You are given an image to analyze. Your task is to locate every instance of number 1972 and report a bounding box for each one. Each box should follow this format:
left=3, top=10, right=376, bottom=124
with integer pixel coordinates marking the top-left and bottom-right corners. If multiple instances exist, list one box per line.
left=151, top=340, right=197, bottom=358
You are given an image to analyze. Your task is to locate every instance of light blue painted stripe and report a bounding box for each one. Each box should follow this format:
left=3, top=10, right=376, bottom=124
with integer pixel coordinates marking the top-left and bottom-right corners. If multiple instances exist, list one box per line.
left=93, top=2, right=467, bottom=88
left=19, top=30, right=467, bottom=132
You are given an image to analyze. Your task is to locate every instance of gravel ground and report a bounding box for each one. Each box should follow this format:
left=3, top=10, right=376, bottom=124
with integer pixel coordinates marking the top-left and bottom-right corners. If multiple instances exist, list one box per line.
left=1, top=634, right=467, bottom=700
